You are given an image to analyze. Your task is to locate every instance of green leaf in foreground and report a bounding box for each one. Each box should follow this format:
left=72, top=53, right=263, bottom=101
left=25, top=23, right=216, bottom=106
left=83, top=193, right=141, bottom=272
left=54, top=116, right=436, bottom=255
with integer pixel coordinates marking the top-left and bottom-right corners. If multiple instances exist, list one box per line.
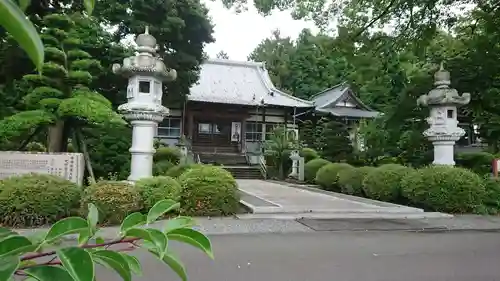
left=0, top=228, right=16, bottom=240
left=120, top=212, right=146, bottom=235
left=25, top=265, right=73, bottom=281
left=92, top=250, right=131, bottom=281
left=147, top=199, right=180, bottom=223
left=161, top=253, right=187, bottom=281
left=148, top=229, right=168, bottom=258
left=87, top=203, right=99, bottom=233
left=0, top=0, right=44, bottom=72
left=122, top=254, right=142, bottom=276
left=167, top=228, right=214, bottom=259
left=83, top=0, right=95, bottom=15
left=45, top=217, right=88, bottom=243
left=0, top=235, right=34, bottom=258
left=164, top=216, right=197, bottom=233
left=19, top=0, right=30, bottom=11
left=57, top=247, right=94, bottom=281
left=0, top=256, right=19, bottom=281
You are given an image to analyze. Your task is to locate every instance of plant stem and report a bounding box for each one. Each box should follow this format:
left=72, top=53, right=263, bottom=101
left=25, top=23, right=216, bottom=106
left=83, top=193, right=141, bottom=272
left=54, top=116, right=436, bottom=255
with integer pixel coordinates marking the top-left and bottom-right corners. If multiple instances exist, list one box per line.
left=20, top=237, right=140, bottom=261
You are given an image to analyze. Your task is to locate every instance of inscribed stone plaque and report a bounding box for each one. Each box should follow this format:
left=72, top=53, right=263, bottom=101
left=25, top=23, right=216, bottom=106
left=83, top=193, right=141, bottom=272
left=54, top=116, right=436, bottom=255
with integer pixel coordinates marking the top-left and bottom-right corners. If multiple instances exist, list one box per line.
left=0, top=151, right=85, bottom=185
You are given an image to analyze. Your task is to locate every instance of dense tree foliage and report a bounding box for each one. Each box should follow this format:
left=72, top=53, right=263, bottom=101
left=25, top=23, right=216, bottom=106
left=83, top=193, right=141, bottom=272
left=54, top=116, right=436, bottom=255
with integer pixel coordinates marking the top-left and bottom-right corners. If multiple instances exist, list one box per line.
left=249, top=0, right=500, bottom=163
left=0, top=0, right=214, bottom=178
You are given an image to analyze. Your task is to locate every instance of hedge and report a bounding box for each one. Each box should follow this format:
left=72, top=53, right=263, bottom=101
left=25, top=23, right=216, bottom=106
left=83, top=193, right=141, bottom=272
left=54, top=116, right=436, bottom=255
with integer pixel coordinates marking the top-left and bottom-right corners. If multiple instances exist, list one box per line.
left=136, top=176, right=182, bottom=210
left=81, top=180, right=142, bottom=224
left=401, top=165, right=485, bottom=213
left=304, top=158, right=331, bottom=183
left=363, top=164, right=412, bottom=202
left=0, top=174, right=81, bottom=227
left=178, top=165, right=240, bottom=216
left=315, top=163, right=353, bottom=191
left=338, top=166, right=376, bottom=196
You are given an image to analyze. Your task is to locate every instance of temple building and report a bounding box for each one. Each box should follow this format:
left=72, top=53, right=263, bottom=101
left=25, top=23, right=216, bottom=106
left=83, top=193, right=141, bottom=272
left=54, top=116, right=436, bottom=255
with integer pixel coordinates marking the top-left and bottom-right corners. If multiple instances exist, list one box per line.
left=155, top=59, right=379, bottom=177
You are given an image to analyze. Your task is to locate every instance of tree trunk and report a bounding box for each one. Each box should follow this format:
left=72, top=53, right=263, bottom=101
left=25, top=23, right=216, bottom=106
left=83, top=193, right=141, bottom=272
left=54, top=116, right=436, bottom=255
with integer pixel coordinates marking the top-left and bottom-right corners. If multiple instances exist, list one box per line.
left=47, top=120, right=69, bottom=152
left=75, top=129, right=96, bottom=184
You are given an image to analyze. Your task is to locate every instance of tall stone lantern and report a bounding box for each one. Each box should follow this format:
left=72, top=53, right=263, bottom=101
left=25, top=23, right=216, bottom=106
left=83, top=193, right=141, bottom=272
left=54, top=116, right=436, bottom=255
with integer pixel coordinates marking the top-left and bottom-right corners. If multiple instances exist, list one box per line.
left=112, top=27, right=177, bottom=181
left=417, top=63, right=470, bottom=166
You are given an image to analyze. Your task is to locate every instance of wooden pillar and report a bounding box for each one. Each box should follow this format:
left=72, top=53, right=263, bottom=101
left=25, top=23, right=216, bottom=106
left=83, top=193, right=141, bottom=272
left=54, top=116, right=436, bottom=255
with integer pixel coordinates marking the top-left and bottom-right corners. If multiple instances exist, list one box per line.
left=241, top=117, right=247, bottom=153
left=187, top=111, right=194, bottom=140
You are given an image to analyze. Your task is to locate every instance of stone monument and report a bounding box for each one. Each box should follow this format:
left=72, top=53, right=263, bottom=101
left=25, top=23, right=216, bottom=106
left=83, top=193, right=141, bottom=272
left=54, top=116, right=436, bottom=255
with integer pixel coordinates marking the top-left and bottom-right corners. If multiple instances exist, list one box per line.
left=417, top=62, right=470, bottom=165
left=288, top=150, right=300, bottom=178
left=0, top=151, right=85, bottom=185
left=113, top=27, right=177, bottom=181
left=288, top=150, right=305, bottom=181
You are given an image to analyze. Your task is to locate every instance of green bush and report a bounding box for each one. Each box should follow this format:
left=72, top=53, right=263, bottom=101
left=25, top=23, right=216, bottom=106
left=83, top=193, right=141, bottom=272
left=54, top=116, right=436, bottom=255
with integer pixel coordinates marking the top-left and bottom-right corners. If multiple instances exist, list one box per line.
left=300, top=148, right=319, bottom=163
left=81, top=180, right=142, bottom=224
left=482, top=177, right=500, bottom=214
left=136, top=176, right=182, bottom=210
left=86, top=125, right=131, bottom=180
left=0, top=174, right=81, bottom=227
left=304, top=158, right=331, bottom=183
left=178, top=165, right=240, bottom=216
left=455, top=152, right=494, bottom=176
left=166, top=163, right=203, bottom=178
left=25, top=142, right=46, bottom=152
left=338, top=166, right=375, bottom=196
left=154, top=146, right=182, bottom=164
left=401, top=166, right=485, bottom=213
left=153, top=160, right=175, bottom=176
left=315, top=163, right=353, bottom=191
left=363, top=164, right=412, bottom=202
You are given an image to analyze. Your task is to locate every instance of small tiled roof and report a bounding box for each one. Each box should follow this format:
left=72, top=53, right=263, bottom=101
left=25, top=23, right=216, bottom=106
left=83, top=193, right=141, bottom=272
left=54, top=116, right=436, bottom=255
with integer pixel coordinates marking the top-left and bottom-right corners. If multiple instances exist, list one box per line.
left=188, top=59, right=313, bottom=108
left=317, top=107, right=380, bottom=118
left=310, top=83, right=380, bottom=118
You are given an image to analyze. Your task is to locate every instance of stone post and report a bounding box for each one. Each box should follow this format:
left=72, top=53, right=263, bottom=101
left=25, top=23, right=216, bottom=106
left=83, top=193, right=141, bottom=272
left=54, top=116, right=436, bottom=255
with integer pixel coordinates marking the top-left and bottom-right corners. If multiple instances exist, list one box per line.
left=289, top=150, right=300, bottom=178
left=113, top=27, right=177, bottom=181
left=417, top=62, right=470, bottom=166
left=298, top=157, right=305, bottom=182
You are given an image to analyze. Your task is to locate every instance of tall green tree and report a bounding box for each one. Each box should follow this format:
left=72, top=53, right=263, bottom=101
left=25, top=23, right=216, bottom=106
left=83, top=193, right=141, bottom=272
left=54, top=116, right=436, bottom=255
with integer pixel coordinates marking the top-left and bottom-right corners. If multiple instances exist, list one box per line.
left=0, top=13, right=123, bottom=152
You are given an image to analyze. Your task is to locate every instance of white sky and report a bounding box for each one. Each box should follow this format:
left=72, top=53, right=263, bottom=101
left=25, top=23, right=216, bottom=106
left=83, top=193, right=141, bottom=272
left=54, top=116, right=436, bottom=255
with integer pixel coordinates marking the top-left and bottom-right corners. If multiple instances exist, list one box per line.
left=201, top=0, right=318, bottom=60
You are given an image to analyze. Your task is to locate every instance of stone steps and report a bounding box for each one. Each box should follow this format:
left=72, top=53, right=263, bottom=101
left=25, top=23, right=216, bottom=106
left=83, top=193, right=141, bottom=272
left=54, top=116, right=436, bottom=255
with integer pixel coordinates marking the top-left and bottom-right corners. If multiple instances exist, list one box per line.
left=224, top=166, right=264, bottom=179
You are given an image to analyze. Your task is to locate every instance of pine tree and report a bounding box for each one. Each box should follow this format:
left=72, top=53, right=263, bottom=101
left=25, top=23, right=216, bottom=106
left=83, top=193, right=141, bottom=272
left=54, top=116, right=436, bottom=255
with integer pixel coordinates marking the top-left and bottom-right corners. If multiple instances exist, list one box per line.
left=322, top=120, right=353, bottom=162
left=0, top=13, right=124, bottom=152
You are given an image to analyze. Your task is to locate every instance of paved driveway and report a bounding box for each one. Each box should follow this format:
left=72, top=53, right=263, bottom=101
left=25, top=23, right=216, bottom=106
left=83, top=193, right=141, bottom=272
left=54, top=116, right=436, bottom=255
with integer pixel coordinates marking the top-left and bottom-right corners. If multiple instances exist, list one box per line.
left=236, top=179, right=447, bottom=219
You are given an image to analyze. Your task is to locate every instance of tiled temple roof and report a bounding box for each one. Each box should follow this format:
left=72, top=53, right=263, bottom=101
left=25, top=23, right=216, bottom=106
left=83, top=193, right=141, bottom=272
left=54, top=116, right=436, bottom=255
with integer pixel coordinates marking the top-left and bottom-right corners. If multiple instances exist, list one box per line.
left=310, top=83, right=380, bottom=118
left=188, top=59, right=313, bottom=108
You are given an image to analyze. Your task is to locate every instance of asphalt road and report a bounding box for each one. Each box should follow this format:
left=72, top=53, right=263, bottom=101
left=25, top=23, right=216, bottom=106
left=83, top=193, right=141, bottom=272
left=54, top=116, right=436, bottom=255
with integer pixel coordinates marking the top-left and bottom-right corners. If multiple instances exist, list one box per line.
left=96, top=231, right=500, bottom=281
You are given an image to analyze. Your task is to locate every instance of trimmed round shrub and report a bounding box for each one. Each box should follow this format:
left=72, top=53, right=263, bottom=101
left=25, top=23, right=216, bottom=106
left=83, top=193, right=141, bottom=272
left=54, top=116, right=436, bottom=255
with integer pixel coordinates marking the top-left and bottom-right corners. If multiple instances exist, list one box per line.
left=304, top=158, right=331, bottom=183
left=455, top=152, right=494, bottom=176
left=0, top=174, right=81, bottom=227
left=178, top=165, right=239, bottom=216
left=153, top=160, right=174, bottom=176
left=26, top=142, right=46, bottom=152
left=81, top=180, right=141, bottom=224
left=154, top=146, right=182, bottom=164
left=338, top=166, right=376, bottom=196
left=300, top=148, right=319, bottom=163
left=315, top=163, right=353, bottom=191
left=166, top=164, right=204, bottom=178
left=482, top=177, right=500, bottom=214
left=136, top=176, right=182, bottom=210
left=363, top=165, right=412, bottom=202
left=401, top=166, right=485, bottom=213
left=378, top=163, right=406, bottom=170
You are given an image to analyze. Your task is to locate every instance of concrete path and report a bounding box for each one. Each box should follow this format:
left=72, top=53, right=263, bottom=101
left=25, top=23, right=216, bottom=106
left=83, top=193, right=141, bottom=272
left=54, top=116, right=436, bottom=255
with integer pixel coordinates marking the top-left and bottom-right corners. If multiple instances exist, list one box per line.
left=95, top=231, right=500, bottom=281
left=237, top=179, right=449, bottom=219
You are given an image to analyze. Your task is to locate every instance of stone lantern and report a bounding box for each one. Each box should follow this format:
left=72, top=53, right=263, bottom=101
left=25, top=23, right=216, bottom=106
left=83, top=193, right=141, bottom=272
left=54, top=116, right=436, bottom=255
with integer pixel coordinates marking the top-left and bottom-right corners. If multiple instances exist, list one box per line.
left=417, top=63, right=470, bottom=166
left=112, top=27, right=177, bottom=181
